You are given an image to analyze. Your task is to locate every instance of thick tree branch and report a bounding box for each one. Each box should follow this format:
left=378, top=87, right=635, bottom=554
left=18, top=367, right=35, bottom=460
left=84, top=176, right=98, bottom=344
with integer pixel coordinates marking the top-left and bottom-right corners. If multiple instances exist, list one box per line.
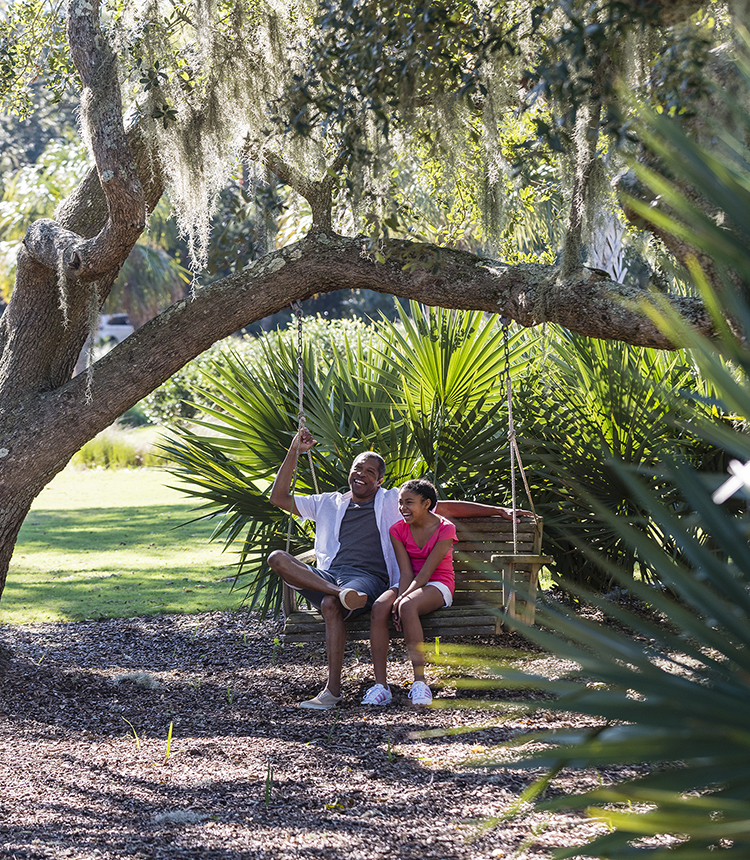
left=1, top=118, right=163, bottom=397
left=75, top=236, right=719, bottom=410
left=21, top=232, right=711, bottom=463
left=260, top=149, right=347, bottom=229
left=21, top=0, right=145, bottom=280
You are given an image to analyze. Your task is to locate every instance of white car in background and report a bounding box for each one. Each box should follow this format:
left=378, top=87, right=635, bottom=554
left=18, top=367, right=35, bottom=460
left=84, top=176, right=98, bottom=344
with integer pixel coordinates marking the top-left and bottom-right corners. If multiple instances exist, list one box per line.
left=74, top=314, right=135, bottom=375
left=98, top=313, right=135, bottom=347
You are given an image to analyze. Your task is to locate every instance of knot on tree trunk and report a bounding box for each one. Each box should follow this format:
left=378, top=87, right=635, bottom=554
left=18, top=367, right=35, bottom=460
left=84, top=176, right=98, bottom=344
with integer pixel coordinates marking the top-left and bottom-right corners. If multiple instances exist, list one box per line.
left=23, top=220, right=86, bottom=277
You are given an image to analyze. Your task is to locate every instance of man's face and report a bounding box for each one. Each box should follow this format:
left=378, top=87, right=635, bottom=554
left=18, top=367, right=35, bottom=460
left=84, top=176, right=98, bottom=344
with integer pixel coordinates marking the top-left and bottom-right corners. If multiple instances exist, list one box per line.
left=348, top=455, right=383, bottom=503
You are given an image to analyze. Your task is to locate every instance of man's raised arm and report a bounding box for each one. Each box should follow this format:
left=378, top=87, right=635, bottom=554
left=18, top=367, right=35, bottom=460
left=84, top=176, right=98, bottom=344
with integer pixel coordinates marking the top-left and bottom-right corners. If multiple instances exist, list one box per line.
left=435, top=500, right=534, bottom=520
left=269, top=429, right=317, bottom=514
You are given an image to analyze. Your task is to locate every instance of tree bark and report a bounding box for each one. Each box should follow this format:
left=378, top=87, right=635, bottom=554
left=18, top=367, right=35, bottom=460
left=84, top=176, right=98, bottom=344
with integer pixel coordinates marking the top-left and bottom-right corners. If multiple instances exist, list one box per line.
left=0, top=0, right=721, bottom=599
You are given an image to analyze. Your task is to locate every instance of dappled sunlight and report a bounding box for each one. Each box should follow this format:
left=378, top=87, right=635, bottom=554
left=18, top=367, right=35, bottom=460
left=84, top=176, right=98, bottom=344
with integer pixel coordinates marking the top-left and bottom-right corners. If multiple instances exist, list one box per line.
left=0, top=612, right=608, bottom=859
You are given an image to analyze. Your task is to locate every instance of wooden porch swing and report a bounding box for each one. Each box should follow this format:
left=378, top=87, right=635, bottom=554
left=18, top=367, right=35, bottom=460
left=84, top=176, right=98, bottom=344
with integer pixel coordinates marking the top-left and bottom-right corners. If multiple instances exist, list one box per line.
left=281, top=307, right=549, bottom=643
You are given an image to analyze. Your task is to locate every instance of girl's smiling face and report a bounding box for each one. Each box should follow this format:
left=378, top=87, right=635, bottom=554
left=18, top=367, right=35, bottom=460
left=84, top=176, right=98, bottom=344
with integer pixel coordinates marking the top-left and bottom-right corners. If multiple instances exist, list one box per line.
left=398, top=489, right=432, bottom=524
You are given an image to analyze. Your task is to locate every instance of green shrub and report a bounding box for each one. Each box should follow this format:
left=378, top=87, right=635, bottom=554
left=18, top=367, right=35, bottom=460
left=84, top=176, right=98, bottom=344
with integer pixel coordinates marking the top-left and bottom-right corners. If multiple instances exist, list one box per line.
left=515, top=332, right=720, bottom=592
left=71, top=425, right=164, bottom=469
left=120, top=405, right=151, bottom=427
left=139, top=342, right=228, bottom=425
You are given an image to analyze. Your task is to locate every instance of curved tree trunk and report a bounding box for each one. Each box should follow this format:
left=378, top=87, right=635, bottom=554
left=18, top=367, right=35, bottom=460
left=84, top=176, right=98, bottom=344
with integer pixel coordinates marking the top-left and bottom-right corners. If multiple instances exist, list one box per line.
left=0, top=1, right=722, bottom=599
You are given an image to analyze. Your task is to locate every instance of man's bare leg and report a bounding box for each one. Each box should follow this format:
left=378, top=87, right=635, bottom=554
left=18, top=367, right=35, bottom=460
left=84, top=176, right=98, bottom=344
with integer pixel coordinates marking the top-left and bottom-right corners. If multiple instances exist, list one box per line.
left=320, top=595, right=347, bottom=697
left=268, top=550, right=344, bottom=595
left=268, top=551, right=356, bottom=700
left=268, top=551, right=367, bottom=613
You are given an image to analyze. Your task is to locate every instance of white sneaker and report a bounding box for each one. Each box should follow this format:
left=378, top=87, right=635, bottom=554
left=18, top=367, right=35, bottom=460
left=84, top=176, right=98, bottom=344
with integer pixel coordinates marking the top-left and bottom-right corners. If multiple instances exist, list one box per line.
left=408, top=681, right=433, bottom=706
left=361, top=684, right=392, bottom=706
left=299, top=689, right=342, bottom=710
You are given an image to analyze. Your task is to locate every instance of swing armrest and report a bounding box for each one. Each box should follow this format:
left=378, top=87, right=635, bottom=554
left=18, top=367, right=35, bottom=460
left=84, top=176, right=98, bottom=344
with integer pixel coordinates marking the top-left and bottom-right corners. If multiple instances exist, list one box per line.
left=490, top=554, right=552, bottom=564
left=295, top=549, right=317, bottom=566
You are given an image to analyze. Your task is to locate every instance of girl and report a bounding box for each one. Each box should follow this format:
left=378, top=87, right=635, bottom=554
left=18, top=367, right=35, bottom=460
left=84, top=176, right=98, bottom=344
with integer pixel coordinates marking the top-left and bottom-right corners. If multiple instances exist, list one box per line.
left=362, top=478, right=457, bottom=706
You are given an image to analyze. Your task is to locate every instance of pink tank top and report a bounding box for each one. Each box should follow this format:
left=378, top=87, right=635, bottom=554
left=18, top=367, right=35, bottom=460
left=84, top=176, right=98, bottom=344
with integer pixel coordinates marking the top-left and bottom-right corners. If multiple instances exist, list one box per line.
left=389, top=516, right=457, bottom=593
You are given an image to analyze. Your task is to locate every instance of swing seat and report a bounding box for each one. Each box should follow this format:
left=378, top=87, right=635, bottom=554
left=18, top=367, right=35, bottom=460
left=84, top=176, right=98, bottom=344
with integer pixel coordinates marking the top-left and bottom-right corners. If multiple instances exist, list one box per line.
left=282, top=517, right=550, bottom=642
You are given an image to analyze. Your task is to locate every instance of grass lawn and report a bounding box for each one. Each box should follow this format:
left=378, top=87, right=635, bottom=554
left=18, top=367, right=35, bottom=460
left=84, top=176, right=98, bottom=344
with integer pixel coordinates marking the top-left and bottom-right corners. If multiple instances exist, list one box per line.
left=2, top=468, right=249, bottom=625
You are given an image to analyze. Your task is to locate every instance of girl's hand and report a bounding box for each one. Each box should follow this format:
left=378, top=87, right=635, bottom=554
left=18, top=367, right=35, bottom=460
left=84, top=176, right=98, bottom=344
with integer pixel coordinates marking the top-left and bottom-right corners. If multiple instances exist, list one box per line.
left=392, top=597, right=403, bottom=631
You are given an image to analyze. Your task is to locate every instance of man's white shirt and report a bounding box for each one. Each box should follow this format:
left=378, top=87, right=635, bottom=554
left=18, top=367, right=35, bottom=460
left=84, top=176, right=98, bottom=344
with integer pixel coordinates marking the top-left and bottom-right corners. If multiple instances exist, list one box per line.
left=294, top=487, right=401, bottom=587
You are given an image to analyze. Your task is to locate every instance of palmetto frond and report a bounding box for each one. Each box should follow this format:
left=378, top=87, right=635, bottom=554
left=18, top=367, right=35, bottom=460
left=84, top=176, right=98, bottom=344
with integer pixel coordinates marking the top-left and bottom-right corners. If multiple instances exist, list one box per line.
left=517, top=331, right=711, bottom=589
left=162, top=305, right=536, bottom=611
left=443, top=47, right=750, bottom=858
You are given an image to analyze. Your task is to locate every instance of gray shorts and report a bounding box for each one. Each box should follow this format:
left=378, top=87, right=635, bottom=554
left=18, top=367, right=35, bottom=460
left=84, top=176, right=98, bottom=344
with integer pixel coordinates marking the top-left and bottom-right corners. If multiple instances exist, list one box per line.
left=296, top=564, right=389, bottom=619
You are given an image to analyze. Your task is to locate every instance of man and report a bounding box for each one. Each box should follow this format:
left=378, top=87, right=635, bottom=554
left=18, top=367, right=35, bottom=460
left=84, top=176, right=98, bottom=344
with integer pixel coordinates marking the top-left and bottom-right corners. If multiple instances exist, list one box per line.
left=268, top=428, right=524, bottom=709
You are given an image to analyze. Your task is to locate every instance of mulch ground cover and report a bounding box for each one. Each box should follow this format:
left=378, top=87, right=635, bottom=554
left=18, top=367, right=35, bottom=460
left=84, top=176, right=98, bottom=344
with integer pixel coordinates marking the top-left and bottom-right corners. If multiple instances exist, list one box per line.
left=0, top=611, right=622, bottom=859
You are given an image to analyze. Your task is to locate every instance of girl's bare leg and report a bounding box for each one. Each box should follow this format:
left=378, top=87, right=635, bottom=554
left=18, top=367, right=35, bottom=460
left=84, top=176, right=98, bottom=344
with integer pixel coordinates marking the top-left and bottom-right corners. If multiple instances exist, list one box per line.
left=397, top=587, right=445, bottom=682
left=369, top=588, right=398, bottom=687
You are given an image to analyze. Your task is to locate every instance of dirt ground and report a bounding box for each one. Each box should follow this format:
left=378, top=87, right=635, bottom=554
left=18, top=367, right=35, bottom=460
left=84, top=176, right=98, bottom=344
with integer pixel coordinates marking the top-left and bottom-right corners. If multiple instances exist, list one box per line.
left=0, top=611, right=616, bottom=860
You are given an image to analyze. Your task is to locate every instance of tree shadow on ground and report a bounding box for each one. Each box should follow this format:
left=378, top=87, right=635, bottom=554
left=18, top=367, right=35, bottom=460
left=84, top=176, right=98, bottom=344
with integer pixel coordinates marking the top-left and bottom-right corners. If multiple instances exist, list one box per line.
left=0, top=612, right=600, bottom=860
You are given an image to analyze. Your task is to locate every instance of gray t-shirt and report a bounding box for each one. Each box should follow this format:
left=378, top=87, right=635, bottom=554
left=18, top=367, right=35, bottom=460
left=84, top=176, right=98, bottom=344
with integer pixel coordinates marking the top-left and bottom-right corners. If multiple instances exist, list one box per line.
left=331, top=498, right=389, bottom=582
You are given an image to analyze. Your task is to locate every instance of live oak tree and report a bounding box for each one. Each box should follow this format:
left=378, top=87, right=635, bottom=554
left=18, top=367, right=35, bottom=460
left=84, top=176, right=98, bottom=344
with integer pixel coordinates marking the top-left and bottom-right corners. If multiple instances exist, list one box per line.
left=0, top=0, right=741, bottom=596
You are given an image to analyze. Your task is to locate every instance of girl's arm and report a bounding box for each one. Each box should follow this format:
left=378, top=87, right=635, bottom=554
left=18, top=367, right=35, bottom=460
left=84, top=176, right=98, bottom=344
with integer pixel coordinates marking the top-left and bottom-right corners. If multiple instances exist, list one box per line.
left=390, top=535, right=416, bottom=631
left=390, top=535, right=415, bottom=594
left=394, top=535, right=454, bottom=614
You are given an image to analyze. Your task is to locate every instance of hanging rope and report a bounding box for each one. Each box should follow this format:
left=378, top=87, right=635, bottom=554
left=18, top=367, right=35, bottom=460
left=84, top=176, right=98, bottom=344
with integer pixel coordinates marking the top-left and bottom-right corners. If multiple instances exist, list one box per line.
left=500, top=317, right=538, bottom=554
left=285, top=302, right=319, bottom=553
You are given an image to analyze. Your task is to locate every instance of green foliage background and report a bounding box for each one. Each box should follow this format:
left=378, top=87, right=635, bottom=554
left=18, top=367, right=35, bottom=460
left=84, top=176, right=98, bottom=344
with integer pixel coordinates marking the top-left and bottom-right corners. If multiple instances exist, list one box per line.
left=159, top=301, right=720, bottom=613
left=437, top=42, right=750, bottom=860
